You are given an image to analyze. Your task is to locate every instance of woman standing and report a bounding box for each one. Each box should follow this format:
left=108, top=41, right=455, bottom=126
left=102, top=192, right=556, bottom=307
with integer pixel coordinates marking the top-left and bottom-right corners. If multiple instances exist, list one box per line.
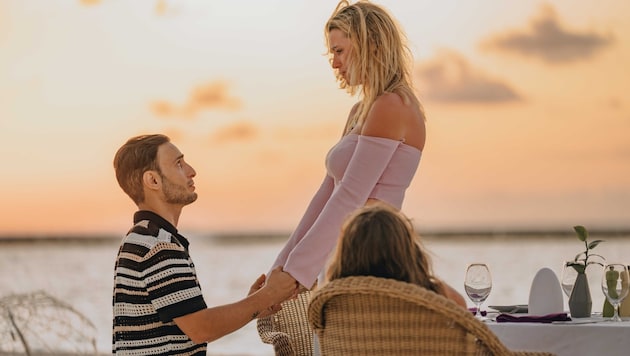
left=270, top=0, right=426, bottom=290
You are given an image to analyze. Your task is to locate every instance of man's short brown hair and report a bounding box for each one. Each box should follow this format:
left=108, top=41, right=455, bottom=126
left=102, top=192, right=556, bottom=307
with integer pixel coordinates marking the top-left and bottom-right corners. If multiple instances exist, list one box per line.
left=113, top=134, right=170, bottom=205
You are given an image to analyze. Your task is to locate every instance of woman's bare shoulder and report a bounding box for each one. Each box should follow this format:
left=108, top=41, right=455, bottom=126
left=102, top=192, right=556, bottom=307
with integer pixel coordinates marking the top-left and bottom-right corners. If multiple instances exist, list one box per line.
left=373, top=92, right=406, bottom=111
left=362, top=93, right=415, bottom=139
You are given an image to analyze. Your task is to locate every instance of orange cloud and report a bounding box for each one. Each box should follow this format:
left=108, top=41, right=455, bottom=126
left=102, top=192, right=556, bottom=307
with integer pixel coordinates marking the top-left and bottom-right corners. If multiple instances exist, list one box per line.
left=155, top=0, right=167, bottom=15
left=151, top=100, right=176, bottom=116
left=79, top=0, right=101, bottom=5
left=481, top=4, right=614, bottom=63
left=415, top=50, right=520, bottom=104
left=155, top=0, right=180, bottom=17
left=151, top=81, right=242, bottom=119
left=209, top=121, right=258, bottom=144
left=608, top=97, right=623, bottom=110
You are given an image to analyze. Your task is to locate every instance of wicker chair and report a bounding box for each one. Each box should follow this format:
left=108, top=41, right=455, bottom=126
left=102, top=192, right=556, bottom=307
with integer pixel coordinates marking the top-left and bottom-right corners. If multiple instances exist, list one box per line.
left=257, top=289, right=314, bottom=356
left=308, top=276, right=555, bottom=356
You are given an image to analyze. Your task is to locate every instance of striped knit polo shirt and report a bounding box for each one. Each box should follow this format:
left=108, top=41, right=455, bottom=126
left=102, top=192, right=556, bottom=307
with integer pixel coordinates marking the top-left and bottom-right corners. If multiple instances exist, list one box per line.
left=113, top=210, right=208, bottom=355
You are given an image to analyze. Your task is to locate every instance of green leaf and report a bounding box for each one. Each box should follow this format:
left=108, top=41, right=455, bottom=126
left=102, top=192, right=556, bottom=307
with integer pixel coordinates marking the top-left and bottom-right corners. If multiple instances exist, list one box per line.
left=588, top=240, right=604, bottom=250
left=590, top=253, right=606, bottom=261
left=570, top=263, right=586, bottom=274
left=587, top=261, right=605, bottom=267
left=574, top=225, right=588, bottom=241
left=574, top=252, right=585, bottom=261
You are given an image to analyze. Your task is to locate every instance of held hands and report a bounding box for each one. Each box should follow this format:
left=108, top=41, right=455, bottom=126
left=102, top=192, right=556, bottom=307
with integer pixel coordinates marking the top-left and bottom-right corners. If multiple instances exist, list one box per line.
left=247, top=274, right=281, bottom=319
left=247, top=267, right=298, bottom=318
left=266, top=266, right=299, bottom=302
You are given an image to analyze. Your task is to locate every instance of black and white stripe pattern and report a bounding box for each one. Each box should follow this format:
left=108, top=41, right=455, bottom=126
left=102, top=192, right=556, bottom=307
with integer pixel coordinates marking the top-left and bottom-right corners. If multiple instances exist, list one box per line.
left=113, top=211, right=207, bottom=355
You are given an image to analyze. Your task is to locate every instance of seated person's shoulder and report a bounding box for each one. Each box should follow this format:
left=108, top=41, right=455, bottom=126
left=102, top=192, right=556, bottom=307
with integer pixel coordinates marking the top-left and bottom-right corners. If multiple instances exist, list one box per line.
left=441, top=282, right=468, bottom=309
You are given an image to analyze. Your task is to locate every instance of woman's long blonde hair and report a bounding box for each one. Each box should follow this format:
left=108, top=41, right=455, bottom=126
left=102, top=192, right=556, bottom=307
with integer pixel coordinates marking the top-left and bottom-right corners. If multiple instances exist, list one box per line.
left=325, top=1, right=423, bottom=134
left=327, top=203, right=444, bottom=294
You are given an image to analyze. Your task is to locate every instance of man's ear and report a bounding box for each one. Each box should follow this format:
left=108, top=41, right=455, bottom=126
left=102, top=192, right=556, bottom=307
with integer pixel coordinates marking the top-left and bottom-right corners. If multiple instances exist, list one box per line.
left=142, top=170, right=161, bottom=191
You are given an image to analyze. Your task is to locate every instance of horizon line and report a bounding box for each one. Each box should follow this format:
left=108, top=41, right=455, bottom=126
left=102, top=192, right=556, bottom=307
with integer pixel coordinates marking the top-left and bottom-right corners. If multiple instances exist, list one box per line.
left=1, top=226, right=629, bottom=243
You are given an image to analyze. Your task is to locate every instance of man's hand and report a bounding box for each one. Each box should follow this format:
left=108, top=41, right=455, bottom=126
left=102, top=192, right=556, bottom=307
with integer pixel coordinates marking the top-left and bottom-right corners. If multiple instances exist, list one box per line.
left=248, top=274, right=266, bottom=297
left=247, top=268, right=298, bottom=319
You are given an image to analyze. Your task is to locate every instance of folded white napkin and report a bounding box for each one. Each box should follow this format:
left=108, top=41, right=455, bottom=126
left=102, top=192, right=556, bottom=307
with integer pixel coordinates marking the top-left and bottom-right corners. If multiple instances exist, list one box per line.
left=528, top=267, right=564, bottom=315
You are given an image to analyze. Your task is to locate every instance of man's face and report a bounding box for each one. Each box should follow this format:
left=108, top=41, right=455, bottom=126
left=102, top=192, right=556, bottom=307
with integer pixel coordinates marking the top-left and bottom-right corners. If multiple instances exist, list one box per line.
left=156, top=142, right=197, bottom=205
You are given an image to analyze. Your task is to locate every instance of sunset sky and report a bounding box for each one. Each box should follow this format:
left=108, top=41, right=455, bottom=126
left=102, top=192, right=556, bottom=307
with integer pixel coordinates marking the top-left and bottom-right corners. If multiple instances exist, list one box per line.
left=1, top=0, right=629, bottom=236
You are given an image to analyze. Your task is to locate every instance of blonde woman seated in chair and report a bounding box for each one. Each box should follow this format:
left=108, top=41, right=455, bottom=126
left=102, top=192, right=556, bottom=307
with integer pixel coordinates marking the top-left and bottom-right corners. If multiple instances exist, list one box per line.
left=326, top=202, right=466, bottom=308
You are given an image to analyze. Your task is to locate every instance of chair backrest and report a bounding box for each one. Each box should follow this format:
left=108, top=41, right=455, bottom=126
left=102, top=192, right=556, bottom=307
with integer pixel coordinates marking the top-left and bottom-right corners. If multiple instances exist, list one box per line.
left=308, top=276, right=555, bottom=356
left=257, top=289, right=314, bottom=356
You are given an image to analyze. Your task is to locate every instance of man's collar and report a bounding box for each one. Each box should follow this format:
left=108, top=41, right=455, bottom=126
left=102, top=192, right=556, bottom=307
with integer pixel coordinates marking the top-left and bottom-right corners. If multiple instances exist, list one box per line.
left=133, top=210, right=178, bottom=237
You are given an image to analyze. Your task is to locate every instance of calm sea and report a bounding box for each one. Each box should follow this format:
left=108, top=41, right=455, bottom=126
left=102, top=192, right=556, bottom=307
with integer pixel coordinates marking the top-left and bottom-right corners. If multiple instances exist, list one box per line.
left=1, top=231, right=629, bottom=355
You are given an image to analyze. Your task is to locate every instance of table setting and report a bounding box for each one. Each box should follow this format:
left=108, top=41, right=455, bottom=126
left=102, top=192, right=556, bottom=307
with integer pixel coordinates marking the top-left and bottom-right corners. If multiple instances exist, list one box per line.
left=464, top=226, right=630, bottom=355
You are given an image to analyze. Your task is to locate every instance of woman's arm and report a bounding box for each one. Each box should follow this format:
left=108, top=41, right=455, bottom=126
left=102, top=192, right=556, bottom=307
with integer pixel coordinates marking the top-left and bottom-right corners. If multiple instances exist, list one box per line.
left=283, top=135, right=401, bottom=288
left=269, top=175, right=334, bottom=275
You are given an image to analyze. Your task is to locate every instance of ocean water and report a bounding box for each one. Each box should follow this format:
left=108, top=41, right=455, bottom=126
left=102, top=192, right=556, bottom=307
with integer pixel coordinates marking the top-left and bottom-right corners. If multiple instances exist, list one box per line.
left=1, top=232, right=628, bottom=355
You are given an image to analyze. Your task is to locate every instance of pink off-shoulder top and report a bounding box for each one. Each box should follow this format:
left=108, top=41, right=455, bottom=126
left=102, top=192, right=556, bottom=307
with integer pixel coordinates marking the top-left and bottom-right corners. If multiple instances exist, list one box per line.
left=270, top=133, right=422, bottom=288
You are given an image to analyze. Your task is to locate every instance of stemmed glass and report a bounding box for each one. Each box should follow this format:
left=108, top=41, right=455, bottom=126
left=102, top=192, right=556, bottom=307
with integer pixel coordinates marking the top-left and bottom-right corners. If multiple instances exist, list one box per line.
left=465, top=263, right=492, bottom=319
left=560, top=261, right=578, bottom=298
left=601, top=263, right=629, bottom=322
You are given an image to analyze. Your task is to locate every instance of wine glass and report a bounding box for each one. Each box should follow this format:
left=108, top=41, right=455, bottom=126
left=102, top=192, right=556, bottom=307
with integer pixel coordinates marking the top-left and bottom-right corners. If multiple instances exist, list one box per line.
left=560, top=261, right=578, bottom=298
left=601, top=263, right=630, bottom=322
left=465, top=263, right=492, bottom=319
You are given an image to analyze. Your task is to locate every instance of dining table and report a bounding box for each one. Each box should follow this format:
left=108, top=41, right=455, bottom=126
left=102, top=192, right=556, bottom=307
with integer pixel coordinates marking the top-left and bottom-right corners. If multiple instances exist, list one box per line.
left=486, top=315, right=630, bottom=356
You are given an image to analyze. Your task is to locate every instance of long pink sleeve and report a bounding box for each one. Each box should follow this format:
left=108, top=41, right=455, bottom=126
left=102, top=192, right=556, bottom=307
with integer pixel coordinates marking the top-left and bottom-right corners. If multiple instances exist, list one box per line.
left=269, top=175, right=334, bottom=273
left=282, top=135, right=401, bottom=288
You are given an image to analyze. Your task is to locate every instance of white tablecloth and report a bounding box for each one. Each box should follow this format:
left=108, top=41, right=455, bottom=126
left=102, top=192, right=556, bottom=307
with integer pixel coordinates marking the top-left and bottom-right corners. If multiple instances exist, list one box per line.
left=487, top=317, right=630, bottom=356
